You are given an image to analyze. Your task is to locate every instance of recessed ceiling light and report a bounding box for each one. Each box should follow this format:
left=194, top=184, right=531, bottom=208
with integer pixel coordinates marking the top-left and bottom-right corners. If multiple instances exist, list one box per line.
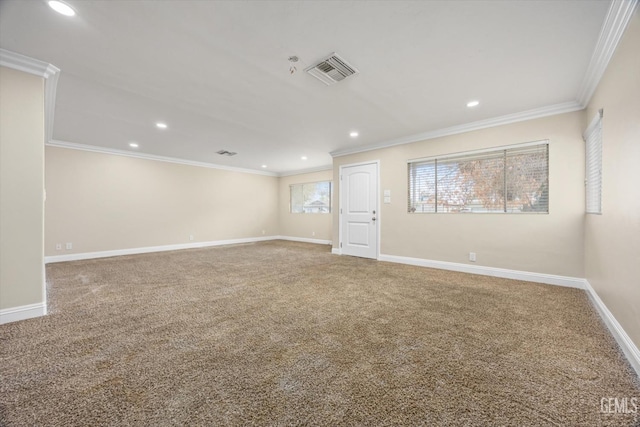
left=466, top=100, right=480, bottom=108
left=262, top=165, right=268, bottom=168
left=48, top=0, right=76, bottom=16
left=156, top=122, right=167, bottom=129
left=301, top=156, right=307, bottom=160
left=350, top=131, right=359, bottom=137
left=129, top=142, right=139, bottom=148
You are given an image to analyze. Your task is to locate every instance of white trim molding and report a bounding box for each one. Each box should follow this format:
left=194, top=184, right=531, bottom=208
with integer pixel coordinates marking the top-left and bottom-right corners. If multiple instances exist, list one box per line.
left=39, top=236, right=640, bottom=376
left=279, top=165, right=333, bottom=177
left=0, top=48, right=59, bottom=79
left=0, top=302, right=47, bottom=325
left=329, top=1, right=639, bottom=160
left=45, top=236, right=280, bottom=263
left=378, top=254, right=586, bottom=289
left=377, top=253, right=640, bottom=376
left=576, top=0, right=639, bottom=107
left=47, top=138, right=334, bottom=178
left=583, top=280, right=640, bottom=377
left=47, top=140, right=279, bottom=177
left=0, top=48, right=61, bottom=144
left=47, top=140, right=334, bottom=179
left=278, top=236, right=332, bottom=245
left=330, top=101, right=582, bottom=158
left=44, top=235, right=332, bottom=264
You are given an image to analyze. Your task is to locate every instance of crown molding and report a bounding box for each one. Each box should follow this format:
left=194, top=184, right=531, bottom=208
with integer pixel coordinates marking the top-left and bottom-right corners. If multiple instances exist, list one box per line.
left=330, top=1, right=638, bottom=159
left=1, top=49, right=61, bottom=145
left=47, top=140, right=279, bottom=177
left=576, top=0, right=639, bottom=107
left=330, top=101, right=582, bottom=158
left=0, top=48, right=60, bottom=78
left=278, top=165, right=333, bottom=177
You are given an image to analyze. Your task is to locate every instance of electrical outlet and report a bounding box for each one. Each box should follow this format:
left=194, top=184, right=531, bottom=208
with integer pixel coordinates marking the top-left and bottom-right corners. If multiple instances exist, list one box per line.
left=262, top=230, right=266, bottom=235
left=469, top=252, right=476, bottom=262
left=189, top=235, right=194, bottom=241
left=312, top=231, right=315, bottom=236
left=66, top=243, right=73, bottom=250
left=55, top=243, right=62, bottom=251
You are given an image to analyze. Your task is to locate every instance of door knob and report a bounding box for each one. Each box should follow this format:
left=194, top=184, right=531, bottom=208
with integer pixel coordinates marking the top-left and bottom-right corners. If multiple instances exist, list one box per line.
left=372, top=217, right=376, bottom=222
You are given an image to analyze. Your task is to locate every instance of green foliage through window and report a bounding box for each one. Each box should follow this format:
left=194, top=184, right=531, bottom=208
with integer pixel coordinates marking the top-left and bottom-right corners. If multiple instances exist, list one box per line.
left=290, top=181, right=332, bottom=213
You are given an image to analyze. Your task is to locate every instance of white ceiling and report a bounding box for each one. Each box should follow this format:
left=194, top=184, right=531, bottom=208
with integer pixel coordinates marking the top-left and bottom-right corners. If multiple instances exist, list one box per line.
left=0, top=0, right=611, bottom=175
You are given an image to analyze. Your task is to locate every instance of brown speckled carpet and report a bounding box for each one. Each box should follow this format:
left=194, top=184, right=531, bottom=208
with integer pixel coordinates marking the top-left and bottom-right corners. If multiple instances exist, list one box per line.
left=1, top=240, right=639, bottom=426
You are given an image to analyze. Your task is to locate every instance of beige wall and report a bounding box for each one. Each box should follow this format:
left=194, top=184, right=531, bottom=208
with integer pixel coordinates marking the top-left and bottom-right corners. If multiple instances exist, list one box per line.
left=278, top=170, right=333, bottom=242
left=18, top=10, right=640, bottom=350
left=45, top=147, right=279, bottom=256
left=0, top=66, right=45, bottom=310
left=585, top=9, right=640, bottom=348
left=333, top=111, right=586, bottom=278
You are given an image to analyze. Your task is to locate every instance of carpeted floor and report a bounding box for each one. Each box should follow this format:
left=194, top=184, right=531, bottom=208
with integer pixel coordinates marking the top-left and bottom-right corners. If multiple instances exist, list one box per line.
left=1, top=240, right=638, bottom=426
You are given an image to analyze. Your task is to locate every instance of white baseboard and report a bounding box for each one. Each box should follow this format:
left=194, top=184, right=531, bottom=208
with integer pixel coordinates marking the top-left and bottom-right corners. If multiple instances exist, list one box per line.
left=277, top=236, right=332, bottom=245
left=44, top=235, right=333, bottom=264
left=583, top=280, right=640, bottom=377
left=377, top=253, right=639, bottom=377
left=378, top=254, right=586, bottom=289
left=0, top=302, right=47, bottom=325
left=38, top=240, right=640, bottom=378
left=45, top=236, right=280, bottom=263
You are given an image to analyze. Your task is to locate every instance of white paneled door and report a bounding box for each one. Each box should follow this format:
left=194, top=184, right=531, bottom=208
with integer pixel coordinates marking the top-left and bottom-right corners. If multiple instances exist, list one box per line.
left=340, top=162, right=378, bottom=259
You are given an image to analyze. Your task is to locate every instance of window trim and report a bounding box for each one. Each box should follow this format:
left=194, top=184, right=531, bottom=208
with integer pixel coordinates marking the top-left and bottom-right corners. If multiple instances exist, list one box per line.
left=406, top=139, right=549, bottom=165
left=407, top=140, right=550, bottom=214
left=289, top=180, right=332, bottom=214
left=583, top=110, right=603, bottom=215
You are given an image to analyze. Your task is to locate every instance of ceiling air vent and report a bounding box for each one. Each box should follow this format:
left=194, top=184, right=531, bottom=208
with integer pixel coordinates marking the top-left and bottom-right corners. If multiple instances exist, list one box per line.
left=305, top=52, right=359, bottom=86
left=216, top=150, right=237, bottom=156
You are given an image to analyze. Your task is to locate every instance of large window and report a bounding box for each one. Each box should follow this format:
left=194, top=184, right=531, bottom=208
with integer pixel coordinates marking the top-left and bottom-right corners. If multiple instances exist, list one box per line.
left=290, top=181, right=332, bottom=213
left=408, top=142, right=549, bottom=214
left=584, top=110, right=603, bottom=214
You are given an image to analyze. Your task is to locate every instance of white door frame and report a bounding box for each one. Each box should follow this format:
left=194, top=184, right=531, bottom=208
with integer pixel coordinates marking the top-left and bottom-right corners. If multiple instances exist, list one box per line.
left=338, top=160, right=380, bottom=259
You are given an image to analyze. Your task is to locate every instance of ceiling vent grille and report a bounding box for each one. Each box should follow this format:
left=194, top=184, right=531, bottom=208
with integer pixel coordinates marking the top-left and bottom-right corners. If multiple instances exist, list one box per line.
left=305, top=52, right=359, bottom=86
left=216, top=150, right=237, bottom=156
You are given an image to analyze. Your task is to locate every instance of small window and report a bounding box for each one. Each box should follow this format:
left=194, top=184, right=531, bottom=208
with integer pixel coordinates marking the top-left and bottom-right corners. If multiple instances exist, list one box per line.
left=290, top=181, right=332, bottom=213
left=584, top=110, right=603, bottom=214
left=408, top=142, right=549, bottom=214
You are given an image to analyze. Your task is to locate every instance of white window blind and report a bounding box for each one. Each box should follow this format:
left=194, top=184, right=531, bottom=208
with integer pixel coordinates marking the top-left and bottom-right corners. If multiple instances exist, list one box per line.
left=290, top=181, right=332, bottom=213
left=408, top=142, right=549, bottom=214
left=584, top=110, right=603, bottom=214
